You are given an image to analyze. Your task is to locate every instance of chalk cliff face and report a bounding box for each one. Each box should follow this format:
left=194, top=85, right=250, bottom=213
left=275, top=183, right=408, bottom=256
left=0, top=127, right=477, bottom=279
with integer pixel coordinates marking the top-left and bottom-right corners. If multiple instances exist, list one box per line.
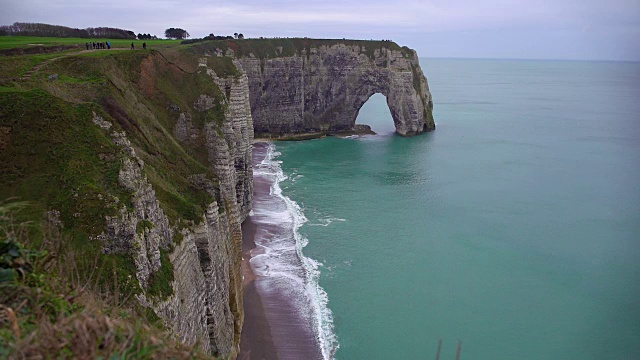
left=89, top=53, right=254, bottom=357
left=233, top=43, right=434, bottom=137
left=154, top=60, right=253, bottom=356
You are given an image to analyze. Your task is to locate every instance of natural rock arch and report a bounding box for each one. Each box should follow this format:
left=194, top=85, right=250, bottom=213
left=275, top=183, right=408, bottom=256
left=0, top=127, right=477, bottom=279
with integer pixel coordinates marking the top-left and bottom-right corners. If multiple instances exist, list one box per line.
left=354, top=93, right=397, bottom=133
left=236, top=43, right=435, bottom=138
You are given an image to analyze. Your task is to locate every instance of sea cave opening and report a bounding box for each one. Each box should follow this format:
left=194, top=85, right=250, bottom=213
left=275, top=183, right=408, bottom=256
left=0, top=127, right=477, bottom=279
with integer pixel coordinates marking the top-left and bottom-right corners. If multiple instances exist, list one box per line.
left=355, top=93, right=396, bottom=135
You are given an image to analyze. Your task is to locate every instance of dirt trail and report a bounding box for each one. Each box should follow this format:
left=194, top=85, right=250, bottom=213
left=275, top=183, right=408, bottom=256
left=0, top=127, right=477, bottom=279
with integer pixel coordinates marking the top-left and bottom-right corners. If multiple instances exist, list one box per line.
left=20, top=48, right=132, bottom=80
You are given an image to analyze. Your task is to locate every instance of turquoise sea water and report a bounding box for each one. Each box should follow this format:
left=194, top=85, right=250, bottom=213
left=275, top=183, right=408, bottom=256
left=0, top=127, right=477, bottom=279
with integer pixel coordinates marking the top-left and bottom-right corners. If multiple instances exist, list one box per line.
left=271, top=59, right=640, bottom=359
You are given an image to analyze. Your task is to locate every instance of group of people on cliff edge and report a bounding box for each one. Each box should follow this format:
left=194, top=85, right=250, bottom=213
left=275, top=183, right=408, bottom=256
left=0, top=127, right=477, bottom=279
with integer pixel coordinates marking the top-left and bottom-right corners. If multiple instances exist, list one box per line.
left=85, top=41, right=111, bottom=50
left=84, top=41, right=147, bottom=50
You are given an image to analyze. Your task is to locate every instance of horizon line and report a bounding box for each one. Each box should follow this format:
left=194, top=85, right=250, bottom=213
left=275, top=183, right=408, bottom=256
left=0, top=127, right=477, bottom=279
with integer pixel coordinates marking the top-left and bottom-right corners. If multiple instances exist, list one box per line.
left=419, top=55, right=640, bottom=63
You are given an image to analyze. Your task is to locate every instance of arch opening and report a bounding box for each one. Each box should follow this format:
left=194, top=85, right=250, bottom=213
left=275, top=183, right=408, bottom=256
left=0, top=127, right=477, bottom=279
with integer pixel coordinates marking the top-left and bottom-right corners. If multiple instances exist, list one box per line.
left=354, top=93, right=396, bottom=135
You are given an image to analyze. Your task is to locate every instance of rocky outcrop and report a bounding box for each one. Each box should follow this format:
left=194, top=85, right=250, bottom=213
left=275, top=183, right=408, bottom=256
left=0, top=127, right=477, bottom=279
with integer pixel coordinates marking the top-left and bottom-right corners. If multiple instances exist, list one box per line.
left=93, top=114, right=173, bottom=292
left=199, top=57, right=254, bottom=221
left=200, top=55, right=254, bottom=351
left=233, top=42, right=434, bottom=137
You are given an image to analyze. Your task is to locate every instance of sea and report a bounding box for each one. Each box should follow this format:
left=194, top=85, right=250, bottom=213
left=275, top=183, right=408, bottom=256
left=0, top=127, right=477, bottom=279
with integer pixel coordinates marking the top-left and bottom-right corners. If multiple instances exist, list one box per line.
left=252, top=58, right=640, bottom=359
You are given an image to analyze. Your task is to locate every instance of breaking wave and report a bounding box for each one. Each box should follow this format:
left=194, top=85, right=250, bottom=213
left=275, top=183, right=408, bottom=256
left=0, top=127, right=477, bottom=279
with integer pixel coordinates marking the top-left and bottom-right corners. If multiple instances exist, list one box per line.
left=250, top=143, right=338, bottom=359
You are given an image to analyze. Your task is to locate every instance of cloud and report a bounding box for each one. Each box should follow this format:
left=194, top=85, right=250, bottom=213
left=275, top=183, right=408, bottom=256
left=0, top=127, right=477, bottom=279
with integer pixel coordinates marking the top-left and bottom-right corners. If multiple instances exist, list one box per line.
left=1, top=0, right=639, bottom=60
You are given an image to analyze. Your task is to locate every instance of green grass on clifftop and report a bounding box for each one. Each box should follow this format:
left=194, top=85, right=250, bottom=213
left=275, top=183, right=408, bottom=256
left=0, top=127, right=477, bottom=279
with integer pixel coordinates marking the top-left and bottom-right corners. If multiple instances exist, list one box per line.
left=0, top=36, right=181, bottom=50
left=187, top=37, right=409, bottom=60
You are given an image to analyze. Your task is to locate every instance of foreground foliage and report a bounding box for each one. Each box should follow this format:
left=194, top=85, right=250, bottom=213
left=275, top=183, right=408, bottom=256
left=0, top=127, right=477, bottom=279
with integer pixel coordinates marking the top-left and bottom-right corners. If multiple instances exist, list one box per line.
left=0, top=203, right=214, bottom=359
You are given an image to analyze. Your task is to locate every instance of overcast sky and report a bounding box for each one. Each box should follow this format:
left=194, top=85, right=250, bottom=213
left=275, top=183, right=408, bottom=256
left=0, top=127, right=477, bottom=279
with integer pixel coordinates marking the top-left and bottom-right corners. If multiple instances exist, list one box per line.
left=2, top=0, right=639, bottom=61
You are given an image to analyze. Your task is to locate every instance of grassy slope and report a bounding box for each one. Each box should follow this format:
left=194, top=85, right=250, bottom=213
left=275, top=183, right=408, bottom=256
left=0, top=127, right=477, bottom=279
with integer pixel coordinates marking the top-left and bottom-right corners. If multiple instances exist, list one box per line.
left=0, top=88, right=130, bottom=253
left=0, top=42, right=235, bottom=357
left=1, top=46, right=236, bottom=271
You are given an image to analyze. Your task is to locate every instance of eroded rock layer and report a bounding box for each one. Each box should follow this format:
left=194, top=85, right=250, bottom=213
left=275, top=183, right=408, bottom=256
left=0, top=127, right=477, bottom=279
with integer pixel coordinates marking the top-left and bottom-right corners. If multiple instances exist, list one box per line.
left=234, top=43, right=435, bottom=137
left=90, top=53, right=254, bottom=357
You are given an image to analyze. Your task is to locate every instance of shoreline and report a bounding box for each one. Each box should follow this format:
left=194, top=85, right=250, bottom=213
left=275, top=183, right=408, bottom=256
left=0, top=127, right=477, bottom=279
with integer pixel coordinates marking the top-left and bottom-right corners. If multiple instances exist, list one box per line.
left=239, top=209, right=278, bottom=360
left=253, top=124, right=376, bottom=142
left=239, top=142, right=325, bottom=360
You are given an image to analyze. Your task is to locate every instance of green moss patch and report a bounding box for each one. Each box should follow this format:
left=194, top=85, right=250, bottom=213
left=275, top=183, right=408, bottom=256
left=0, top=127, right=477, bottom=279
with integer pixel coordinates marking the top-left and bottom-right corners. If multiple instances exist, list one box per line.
left=146, top=249, right=174, bottom=300
left=136, top=220, right=154, bottom=235
left=0, top=89, right=131, bottom=240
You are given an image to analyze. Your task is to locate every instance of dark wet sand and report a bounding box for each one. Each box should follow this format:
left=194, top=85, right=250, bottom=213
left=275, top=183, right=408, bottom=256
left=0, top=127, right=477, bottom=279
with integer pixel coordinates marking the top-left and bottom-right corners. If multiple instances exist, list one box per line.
left=239, top=217, right=278, bottom=360
left=239, top=142, right=324, bottom=360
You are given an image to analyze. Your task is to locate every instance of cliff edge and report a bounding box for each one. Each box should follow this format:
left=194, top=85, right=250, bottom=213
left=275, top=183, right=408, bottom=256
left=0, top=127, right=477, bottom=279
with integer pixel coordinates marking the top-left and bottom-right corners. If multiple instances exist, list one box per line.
left=0, top=49, right=252, bottom=357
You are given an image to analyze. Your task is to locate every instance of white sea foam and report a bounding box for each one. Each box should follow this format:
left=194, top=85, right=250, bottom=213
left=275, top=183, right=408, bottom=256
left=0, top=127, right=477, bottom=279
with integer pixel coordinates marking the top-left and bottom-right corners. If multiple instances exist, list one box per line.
left=308, top=217, right=347, bottom=227
left=250, top=143, right=338, bottom=359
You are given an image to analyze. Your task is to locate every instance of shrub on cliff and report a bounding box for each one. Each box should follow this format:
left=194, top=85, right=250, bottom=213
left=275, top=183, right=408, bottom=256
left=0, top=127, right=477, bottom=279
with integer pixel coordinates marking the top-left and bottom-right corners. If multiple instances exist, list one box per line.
left=181, top=34, right=234, bottom=45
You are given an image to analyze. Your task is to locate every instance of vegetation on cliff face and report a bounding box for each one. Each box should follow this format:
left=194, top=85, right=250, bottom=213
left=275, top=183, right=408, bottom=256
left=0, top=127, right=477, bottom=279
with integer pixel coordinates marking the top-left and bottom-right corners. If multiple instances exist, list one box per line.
left=0, top=203, right=213, bottom=359
left=0, top=50, right=224, bottom=238
left=0, top=38, right=239, bottom=356
left=188, top=37, right=409, bottom=60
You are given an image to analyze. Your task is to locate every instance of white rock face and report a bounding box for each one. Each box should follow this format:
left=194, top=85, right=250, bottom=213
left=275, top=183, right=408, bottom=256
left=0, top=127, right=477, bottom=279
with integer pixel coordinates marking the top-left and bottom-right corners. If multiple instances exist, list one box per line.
left=236, top=44, right=435, bottom=137
left=92, top=58, right=254, bottom=357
